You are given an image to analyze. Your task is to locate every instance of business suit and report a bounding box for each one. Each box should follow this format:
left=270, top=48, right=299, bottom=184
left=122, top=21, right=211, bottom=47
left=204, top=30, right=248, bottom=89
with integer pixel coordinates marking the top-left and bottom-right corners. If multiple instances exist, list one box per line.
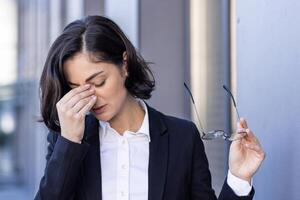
left=35, top=104, right=254, bottom=200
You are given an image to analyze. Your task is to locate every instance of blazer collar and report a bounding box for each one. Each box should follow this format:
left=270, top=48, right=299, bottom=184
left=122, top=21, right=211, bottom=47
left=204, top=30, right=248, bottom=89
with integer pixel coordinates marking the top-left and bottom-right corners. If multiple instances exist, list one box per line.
left=82, top=114, right=100, bottom=145
left=82, top=103, right=169, bottom=200
left=146, top=103, right=169, bottom=200
left=82, top=102, right=168, bottom=143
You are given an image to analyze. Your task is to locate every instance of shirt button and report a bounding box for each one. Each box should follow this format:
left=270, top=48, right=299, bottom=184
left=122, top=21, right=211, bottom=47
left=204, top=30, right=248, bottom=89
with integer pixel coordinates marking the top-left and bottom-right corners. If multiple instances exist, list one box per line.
left=121, top=164, right=126, bottom=170
left=122, top=139, right=126, bottom=145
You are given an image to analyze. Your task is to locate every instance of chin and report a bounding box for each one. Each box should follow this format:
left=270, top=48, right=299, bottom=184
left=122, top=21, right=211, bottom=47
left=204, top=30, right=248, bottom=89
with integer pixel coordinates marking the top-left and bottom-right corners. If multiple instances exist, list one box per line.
left=91, top=112, right=112, bottom=122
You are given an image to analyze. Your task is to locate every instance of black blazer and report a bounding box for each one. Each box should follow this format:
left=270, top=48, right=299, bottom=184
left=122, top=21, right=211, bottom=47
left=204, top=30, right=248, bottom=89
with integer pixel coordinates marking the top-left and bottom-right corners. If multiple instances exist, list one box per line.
left=35, top=104, right=254, bottom=200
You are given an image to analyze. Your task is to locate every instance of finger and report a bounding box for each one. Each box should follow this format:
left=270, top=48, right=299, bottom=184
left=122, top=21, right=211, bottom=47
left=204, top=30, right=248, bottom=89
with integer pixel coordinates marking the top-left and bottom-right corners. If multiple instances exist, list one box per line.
left=231, top=131, right=247, bottom=141
left=244, top=143, right=265, bottom=156
left=230, top=126, right=247, bottom=141
left=245, top=129, right=259, bottom=143
left=78, top=95, right=97, bottom=116
left=243, top=129, right=264, bottom=153
left=65, top=88, right=95, bottom=109
left=245, top=143, right=260, bottom=151
left=59, top=84, right=91, bottom=104
left=239, top=117, right=248, bottom=129
left=71, top=96, right=94, bottom=113
left=237, top=128, right=247, bottom=133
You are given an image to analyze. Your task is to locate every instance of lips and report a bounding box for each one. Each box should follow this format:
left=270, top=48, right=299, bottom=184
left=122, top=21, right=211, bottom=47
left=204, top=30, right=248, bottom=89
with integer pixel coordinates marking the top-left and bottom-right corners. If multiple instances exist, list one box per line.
left=92, top=104, right=107, bottom=114
left=93, top=105, right=105, bottom=110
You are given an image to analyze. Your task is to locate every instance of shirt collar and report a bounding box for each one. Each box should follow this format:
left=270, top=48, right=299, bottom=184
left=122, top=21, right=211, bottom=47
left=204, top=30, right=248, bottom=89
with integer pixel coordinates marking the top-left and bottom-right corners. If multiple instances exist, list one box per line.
left=99, top=98, right=150, bottom=142
left=136, top=99, right=150, bottom=141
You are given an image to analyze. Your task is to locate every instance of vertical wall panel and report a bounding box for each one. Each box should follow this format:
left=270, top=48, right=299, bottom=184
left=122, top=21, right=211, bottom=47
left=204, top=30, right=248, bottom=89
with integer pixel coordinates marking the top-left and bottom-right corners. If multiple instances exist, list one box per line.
left=105, top=0, right=139, bottom=48
left=236, top=0, right=300, bottom=199
left=139, top=0, right=190, bottom=119
left=190, top=0, right=230, bottom=195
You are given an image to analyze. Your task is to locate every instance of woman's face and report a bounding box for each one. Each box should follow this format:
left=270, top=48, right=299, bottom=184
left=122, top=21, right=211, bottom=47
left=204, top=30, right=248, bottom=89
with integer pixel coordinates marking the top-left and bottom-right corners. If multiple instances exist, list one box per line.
left=63, top=52, right=129, bottom=122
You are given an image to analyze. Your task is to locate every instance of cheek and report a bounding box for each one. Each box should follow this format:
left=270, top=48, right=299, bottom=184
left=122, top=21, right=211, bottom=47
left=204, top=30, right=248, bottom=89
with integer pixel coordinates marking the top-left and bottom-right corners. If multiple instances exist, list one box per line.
left=94, top=77, right=127, bottom=101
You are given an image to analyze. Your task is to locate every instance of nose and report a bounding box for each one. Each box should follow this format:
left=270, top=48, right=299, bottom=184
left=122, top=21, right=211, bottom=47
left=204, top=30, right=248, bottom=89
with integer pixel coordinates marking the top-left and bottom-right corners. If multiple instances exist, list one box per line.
left=89, top=84, right=96, bottom=90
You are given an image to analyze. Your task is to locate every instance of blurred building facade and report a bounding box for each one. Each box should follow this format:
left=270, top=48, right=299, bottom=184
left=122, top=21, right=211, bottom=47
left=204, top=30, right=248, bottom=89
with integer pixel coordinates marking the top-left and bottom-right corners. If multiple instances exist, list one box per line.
left=2, top=1, right=298, bottom=200
left=3, top=0, right=230, bottom=199
left=236, top=0, right=300, bottom=199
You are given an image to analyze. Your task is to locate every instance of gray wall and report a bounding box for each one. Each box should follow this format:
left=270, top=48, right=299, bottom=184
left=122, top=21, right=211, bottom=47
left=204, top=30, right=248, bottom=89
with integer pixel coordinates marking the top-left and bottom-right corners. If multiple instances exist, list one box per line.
left=139, top=0, right=190, bottom=119
left=140, top=0, right=231, bottom=194
left=236, top=1, right=300, bottom=199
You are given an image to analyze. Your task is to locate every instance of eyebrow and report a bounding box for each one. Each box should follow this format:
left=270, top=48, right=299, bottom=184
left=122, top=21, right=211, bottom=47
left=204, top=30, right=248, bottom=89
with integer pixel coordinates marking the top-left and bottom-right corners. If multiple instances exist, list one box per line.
left=68, top=71, right=104, bottom=86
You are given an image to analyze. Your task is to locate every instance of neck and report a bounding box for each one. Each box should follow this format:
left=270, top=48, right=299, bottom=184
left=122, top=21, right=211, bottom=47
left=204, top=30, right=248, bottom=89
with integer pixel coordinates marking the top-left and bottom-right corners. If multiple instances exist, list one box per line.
left=109, top=96, right=145, bottom=135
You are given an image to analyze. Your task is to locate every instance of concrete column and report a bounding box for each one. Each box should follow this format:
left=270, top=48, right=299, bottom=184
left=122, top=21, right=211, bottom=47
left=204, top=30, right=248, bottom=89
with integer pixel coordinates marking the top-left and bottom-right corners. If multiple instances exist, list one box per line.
left=139, top=0, right=191, bottom=119
left=190, top=0, right=230, bottom=194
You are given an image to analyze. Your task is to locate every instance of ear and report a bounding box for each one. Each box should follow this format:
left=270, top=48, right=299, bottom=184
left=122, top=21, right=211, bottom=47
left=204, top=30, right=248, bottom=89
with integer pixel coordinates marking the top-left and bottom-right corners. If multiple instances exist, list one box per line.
left=123, top=51, right=128, bottom=62
left=122, top=51, right=128, bottom=77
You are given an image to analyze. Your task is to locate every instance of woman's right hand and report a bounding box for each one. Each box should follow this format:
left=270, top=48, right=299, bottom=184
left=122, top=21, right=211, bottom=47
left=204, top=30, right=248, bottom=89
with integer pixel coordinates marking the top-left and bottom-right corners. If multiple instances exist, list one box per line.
left=56, top=84, right=97, bottom=143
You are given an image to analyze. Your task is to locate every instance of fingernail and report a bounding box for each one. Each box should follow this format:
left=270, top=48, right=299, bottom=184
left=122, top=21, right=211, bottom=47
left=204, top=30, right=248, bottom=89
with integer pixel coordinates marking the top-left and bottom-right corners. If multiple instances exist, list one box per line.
left=85, top=84, right=90, bottom=87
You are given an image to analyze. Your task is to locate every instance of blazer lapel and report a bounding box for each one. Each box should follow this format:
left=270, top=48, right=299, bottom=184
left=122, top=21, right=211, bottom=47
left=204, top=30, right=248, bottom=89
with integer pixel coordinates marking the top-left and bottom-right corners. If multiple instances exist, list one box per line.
left=82, top=115, right=102, bottom=200
left=80, top=105, right=169, bottom=200
left=147, top=105, right=169, bottom=200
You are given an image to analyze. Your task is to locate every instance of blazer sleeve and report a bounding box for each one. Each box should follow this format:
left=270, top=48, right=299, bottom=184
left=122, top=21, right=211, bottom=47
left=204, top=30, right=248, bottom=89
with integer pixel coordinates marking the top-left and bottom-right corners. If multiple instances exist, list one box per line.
left=189, top=123, right=255, bottom=200
left=34, top=131, right=90, bottom=200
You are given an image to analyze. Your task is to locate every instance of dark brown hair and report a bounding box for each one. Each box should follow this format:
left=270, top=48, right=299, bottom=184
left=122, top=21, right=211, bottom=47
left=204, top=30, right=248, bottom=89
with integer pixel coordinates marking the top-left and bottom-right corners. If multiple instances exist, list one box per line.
left=39, top=15, right=155, bottom=132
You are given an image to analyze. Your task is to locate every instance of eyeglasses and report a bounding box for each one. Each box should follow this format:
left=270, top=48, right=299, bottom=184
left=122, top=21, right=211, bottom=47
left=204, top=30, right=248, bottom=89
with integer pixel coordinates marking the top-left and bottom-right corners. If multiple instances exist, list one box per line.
left=184, top=82, right=245, bottom=141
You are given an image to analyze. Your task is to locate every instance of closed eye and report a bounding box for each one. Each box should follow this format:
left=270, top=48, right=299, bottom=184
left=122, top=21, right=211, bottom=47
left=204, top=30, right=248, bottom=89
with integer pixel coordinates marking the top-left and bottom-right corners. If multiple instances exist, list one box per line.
left=95, top=80, right=106, bottom=87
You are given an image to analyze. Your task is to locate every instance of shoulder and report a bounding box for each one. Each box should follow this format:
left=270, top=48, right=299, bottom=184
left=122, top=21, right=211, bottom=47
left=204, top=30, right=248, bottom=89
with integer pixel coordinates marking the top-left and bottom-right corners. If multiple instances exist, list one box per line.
left=164, top=114, right=200, bottom=143
left=148, top=105, right=199, bottom=140
left=46, top=130, right=59, bottom=145
left=148, top=106, right=204, bottom=156
left=164, top=114, right=196, bottom=131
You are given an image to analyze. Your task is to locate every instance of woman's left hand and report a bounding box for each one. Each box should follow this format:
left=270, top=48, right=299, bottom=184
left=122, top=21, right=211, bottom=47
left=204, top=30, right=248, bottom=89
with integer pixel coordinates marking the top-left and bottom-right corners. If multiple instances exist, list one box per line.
left=229, top=118, right=265, bottom=183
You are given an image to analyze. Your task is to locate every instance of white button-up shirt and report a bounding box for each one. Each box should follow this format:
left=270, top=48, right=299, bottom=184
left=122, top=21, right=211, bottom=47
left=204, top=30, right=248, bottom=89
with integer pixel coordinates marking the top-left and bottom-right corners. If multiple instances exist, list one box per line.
left=99, top=99, right=251, bottom=200
left=99, top=99, right=150, bottom=200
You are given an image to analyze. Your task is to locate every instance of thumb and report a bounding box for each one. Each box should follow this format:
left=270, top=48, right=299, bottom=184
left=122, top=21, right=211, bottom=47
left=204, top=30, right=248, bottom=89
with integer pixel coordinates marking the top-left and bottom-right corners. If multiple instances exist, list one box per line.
left=239, top=117, right=248, bottom=129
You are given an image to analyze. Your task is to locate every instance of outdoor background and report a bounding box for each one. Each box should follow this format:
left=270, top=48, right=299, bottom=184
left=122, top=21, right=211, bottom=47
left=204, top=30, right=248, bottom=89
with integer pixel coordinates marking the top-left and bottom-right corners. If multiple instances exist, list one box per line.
left=0, top=0, right=299, bottom=199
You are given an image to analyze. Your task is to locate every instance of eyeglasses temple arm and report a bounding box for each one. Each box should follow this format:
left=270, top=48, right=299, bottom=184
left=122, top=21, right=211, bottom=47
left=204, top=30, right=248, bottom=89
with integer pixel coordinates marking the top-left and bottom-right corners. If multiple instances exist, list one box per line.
left=184, top=82, right=206, bottom=135
left=222, top=85, right=241, bottom=120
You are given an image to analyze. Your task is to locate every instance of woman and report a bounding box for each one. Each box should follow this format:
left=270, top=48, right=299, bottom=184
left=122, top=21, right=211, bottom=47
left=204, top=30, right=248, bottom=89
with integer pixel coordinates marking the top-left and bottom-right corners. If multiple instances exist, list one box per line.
left=35, top=15, right=265, bottom=200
